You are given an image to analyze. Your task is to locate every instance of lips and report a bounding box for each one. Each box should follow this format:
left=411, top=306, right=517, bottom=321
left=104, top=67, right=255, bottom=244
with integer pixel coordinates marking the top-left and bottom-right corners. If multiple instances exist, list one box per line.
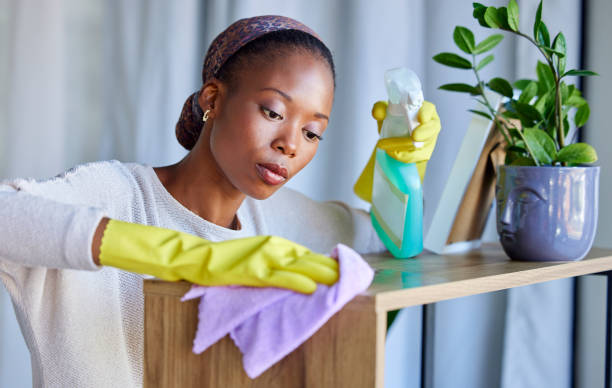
left=500, top=229, right=515, bottom=242
left=256, top=163, right=288, bottom=185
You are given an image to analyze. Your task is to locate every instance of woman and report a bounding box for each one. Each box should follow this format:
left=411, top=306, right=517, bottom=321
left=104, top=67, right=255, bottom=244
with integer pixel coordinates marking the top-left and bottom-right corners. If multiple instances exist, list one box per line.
left=0, top=15, right=439, bottom=386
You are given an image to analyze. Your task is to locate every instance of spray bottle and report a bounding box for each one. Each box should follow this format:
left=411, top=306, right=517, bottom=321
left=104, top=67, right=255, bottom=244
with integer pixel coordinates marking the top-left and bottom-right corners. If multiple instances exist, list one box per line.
left=370, top=67, right=424, bottom=258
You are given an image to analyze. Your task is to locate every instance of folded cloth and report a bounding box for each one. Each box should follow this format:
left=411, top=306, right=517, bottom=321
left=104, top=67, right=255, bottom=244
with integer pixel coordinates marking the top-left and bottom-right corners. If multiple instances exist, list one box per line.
left=181, top=243, right=374, bottom=378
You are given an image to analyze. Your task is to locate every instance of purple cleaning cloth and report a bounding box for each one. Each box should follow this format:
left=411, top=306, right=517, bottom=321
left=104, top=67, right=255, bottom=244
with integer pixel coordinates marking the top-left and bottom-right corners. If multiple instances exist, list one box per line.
left=181, top=243, right=374, bottom=379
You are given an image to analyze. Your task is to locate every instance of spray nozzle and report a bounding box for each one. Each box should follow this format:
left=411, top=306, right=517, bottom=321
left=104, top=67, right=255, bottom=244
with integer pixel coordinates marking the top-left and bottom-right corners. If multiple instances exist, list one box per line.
left=384, top=67, right=424, bottom=147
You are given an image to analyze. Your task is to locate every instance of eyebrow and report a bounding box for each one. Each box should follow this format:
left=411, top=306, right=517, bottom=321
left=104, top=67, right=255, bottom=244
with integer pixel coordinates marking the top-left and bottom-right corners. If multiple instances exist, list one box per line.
left=260, top=87, right=329, bottom=121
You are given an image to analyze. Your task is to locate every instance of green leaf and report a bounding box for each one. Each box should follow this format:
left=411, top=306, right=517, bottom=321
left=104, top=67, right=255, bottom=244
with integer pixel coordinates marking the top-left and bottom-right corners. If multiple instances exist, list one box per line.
left=505, top=145, right=528, bottom=165
left=540, top=46, right=566, bottom=57
left=505, top=142, right=528, bottom=163
left=513, top=101, right=543, bottom=123
left=497, top=7, right=512, bottom=30
left=566, top=85, right=585, bottom=107
left=558, top=54, right=567, bottom=76
left=560, top=82, right=570, bottom=103
left=473, top=34, right=504, bottom=54
left=501, top=109, right=520, bottom=120
left=488, top=77, right=514, bottom=98
left=509, top=156, right=537, bottom=166
left=537, top=22, right=551, bottom=48
left=432, top=53, right=472, bottom=69
left=513, top=79, right=532, bottom=90
left=556, top=143, right=598, bottom=164
left=534, top=91, right=552, bottom=115
left=453, top=26, right=475, bottom=54
left=536, top=61, right=555, bottom=90
left=507, top=0, right=520, bottom=31
left=468, top=109, right=493, bottom=120
left=439, top=83, right=481, bottom=94
left=507, top=145, right=528, bottom=154
left=484, top=7, right=502, bottom=28
left=552, top=32, right=567, bottom=75
left=473, top=3, right=489, bottom=28
left=475, top=54, right=495, bottom=71
left=508, top=127, right=523, bottom=139
left=518, top=81, right=538, bottom=104
left=534, top=1, right=543, bottom=38
left=523, top=127, right=557, bottom=165
left=551, top=33, right=567, bottom=56
left=575, top=104, right=590, bottom=127
left=563, top=69, right=599, bottom=77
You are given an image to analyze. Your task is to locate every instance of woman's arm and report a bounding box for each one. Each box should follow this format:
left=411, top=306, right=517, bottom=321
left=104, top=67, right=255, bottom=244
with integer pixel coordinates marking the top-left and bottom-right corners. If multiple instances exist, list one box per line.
left=259, top=187, right=387, bottom=255
left=1, top=189, right=338, bottom=293
left=92, top=217, right=110, bottom=266
left=0, top=187, right=106, bottom=272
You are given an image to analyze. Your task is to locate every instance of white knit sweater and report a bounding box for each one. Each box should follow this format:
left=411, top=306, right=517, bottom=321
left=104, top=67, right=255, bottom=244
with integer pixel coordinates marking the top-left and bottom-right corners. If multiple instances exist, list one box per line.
left=0, top=160, right=384, bottom=387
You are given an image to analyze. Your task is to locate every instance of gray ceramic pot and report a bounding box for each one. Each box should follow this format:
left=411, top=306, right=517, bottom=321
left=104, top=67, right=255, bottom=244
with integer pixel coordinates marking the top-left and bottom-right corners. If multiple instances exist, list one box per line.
left=495, top=165, right=600, bottom=261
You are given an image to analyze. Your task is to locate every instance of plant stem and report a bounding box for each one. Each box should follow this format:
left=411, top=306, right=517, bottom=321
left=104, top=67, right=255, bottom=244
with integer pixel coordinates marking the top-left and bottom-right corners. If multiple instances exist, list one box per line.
left=471, top=54, right=542, bottom=166
left=555, top=78, right=565, bottom=148
left=516, top=31, right=556, bottom=70
left=471, top=56, right=513, bottom=147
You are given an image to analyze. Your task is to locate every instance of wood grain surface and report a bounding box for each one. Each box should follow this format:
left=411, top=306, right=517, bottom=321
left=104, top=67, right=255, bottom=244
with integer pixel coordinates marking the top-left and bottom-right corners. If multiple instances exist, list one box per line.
left=143, top=243, right=612, bottom=387
left=364, top=244, right=612, bottom=311
left=144, top=290, right=384, bottom=387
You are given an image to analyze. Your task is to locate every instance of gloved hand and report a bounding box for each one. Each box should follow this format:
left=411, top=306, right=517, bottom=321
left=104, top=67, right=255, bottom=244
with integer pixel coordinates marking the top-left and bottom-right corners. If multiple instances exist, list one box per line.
left=99, top=219, right=339, bottom=294
left=354, top=100, right=441, bottom=203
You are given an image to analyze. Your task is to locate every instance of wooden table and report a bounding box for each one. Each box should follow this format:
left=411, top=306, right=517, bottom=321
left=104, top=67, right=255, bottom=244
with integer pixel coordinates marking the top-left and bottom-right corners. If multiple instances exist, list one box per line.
left=143, top=244, right=612, bottom=388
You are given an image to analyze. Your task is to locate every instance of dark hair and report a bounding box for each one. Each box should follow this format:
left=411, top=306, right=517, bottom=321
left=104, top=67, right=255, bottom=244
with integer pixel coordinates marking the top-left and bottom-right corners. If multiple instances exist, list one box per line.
left=175, top=29, right=336, bottom=150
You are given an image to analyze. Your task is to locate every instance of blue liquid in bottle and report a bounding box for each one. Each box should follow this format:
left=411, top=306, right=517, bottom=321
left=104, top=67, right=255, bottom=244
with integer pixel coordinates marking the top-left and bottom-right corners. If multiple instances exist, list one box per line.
left=371, top=149, right=423, bottom=258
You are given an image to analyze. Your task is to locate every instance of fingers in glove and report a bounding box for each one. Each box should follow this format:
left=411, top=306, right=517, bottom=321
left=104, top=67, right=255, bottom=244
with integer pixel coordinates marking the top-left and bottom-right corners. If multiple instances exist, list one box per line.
left=372, top=101, right=388, bottom=122
left=300, top=252, right=339, bottom=270
left=417, top=100, right=438, bottom=124
left=377, top=137, right=414, bottom=151
left=282, top=256, right=339, bottom=286
left=412, top=120, right=441, bottom=142
left=266, top=269, right=318, bottom=294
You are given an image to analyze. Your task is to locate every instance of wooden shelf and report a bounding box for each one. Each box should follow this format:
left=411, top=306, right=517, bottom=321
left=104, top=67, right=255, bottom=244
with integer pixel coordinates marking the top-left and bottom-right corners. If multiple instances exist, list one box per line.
left=364, top=243, right=612, bottom=311
left=143, top=243, right=612, bottom=387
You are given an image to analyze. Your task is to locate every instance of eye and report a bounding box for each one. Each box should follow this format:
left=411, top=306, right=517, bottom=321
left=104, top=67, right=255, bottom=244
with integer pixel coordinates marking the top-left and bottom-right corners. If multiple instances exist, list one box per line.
left=303, top=129, right=322, bottom=142
left=517, top=190, right=542, bottom=204
left=261, top=106, right=283, bottom=121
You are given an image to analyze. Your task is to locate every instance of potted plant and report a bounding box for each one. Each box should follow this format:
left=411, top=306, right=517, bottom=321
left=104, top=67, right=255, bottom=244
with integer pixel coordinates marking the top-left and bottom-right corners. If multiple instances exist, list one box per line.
left=432, top=0, right=599, bottom=261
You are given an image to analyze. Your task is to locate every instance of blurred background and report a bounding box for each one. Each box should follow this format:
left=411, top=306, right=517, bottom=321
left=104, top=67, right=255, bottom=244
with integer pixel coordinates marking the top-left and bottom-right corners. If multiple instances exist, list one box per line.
left=1, top=0, right=610, bottom=387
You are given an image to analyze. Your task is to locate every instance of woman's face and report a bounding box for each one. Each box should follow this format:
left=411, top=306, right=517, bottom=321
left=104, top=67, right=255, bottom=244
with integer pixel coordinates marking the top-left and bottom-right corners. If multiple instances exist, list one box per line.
left=206, top=51, right=334, bottom=200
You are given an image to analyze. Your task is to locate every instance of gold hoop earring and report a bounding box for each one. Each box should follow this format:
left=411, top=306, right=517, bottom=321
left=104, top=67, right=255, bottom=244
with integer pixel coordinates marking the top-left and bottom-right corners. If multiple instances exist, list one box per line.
left=202, top=109, right=210, bottom=123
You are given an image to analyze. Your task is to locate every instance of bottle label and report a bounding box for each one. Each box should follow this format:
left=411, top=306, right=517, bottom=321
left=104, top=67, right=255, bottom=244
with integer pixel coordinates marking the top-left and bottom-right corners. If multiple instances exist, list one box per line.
left=371, top=161, right=408, bottom=250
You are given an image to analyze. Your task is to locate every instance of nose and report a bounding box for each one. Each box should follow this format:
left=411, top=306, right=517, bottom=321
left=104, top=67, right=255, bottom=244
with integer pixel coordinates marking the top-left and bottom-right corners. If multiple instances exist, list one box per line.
left=500, top=197, right=515, bottom=231
left=271, top=126, right=299, bottom=158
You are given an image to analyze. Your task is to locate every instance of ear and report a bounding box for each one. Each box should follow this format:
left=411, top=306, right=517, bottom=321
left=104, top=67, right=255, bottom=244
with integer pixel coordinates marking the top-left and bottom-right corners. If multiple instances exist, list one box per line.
left=198, top=80, right=224, bottom=119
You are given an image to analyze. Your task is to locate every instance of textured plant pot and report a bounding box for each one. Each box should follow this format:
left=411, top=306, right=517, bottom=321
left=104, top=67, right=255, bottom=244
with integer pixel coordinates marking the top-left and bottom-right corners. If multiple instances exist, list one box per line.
left=496, top=165, right=600, bottom=261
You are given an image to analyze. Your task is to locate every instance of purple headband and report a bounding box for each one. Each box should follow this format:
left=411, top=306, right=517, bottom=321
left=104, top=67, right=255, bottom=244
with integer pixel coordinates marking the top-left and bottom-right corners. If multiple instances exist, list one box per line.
left=201, top=15, right=321, bottom=85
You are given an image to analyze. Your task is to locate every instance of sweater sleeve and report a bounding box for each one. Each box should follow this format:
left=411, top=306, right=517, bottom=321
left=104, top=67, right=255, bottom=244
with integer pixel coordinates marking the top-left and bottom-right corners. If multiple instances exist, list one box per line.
left=258, top=187, right=387, bottom=255
left=0, top=184, right=106, bottom=273
left=0, top=161, right=135, bottom=275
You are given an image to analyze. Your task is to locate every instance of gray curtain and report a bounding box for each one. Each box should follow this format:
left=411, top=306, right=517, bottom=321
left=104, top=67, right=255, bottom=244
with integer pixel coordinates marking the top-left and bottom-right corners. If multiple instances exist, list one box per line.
left=0, top=1, right=588, bottom=387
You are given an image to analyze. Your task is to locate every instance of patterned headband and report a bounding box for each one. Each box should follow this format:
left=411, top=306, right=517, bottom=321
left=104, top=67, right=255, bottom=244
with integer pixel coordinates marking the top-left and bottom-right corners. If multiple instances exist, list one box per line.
left=201, top=15, right=322, bottom=85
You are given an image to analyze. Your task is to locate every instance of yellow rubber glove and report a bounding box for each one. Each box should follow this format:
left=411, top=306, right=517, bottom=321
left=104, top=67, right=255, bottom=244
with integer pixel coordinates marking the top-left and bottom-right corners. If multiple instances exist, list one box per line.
left=354, top=100, right=441, bottom=203
left=99, top=219, right=339, bottom=294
